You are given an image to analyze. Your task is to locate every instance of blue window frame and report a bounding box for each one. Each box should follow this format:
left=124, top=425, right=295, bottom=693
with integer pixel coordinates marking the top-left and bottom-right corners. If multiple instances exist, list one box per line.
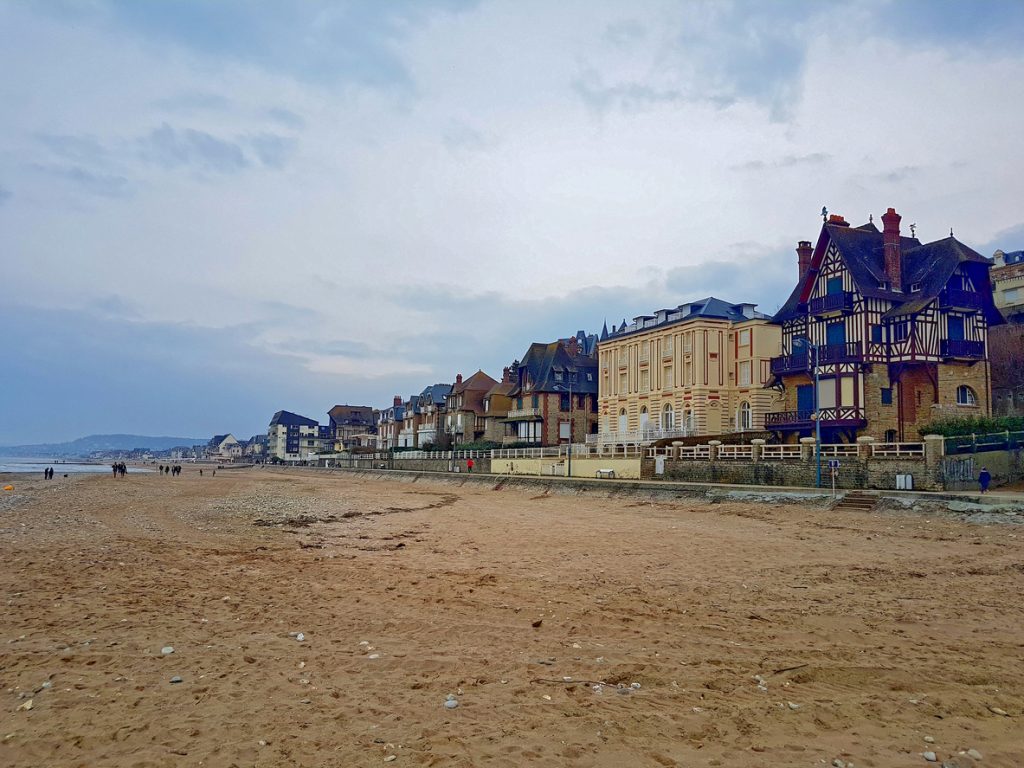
left=881, top=388, right=893, bottom=405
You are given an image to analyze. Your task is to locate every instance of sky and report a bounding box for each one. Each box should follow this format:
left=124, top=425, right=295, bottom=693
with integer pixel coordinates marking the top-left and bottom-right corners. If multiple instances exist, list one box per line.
left=2, top=0, right=1024, bottom=444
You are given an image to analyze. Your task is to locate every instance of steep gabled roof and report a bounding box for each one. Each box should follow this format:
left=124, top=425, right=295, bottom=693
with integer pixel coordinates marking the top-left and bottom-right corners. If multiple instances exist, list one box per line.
left=418, top=383, right=452, bottom=406
left=452, top=370, right=498, bottom=395
left=510, top=340, right=598, bottom=396
left=773, top=218, right=1001, bottom=325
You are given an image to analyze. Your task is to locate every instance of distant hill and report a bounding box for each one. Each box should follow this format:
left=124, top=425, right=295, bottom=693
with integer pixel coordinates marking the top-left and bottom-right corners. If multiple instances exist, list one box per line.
left=0, top=434, right=207, bottom=457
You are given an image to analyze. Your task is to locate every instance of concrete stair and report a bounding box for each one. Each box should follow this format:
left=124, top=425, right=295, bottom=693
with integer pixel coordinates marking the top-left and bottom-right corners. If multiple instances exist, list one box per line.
left=833, top=491, right=878, bottom=512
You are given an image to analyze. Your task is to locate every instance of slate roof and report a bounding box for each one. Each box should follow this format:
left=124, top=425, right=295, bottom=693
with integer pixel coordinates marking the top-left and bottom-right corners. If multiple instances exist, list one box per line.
left=509, top=340, right=598, bottom=396
left=606, top=297, right=765, bottom=340
left=417, top=384, right=452, bottom=406
left=773, top=219, right=1002, bottom=325
left=327, top=404, right=374, bottom=426
left=268, top=410, right=319, bottom=428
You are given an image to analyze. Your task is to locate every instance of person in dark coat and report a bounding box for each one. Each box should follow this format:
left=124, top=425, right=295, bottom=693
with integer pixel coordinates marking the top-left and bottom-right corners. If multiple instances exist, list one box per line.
left=978, top=467, right=991, bottom=494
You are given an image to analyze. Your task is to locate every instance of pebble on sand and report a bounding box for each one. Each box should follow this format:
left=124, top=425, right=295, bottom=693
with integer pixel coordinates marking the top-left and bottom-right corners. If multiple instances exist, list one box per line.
left=161, top=646, right=174, bottom=655
left=966, top=748, right=983, bottom=760
left=170, top=676, right=183, bottom=684
left=444, top=699, right=458, bottom=709
left=923, top=751, right=937, bottom=762
left=384, top=756, right=397, bottom=763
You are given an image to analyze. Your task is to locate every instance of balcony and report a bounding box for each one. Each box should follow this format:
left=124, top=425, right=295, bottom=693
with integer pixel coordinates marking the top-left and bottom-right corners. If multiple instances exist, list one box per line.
left=809, top=291, right=854, bottom=315
left=765, top=407, right=867, bottom=430
left=940, top=339, right=985, bottom=359
left=506, top=407, right=543, bottom=420
left=817, top=341, right=864, bottom=364
left=939, top=288, right=983, bottom=312
left=771, top=353, right=809, bottom=376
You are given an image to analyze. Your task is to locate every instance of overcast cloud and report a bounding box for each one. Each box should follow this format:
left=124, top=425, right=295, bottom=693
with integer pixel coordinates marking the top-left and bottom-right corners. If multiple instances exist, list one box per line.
left=2, top=0, right=1023, bottom=444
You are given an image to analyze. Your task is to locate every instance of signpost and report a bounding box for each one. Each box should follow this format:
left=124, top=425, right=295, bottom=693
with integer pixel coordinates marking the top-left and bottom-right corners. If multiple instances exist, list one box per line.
left=828, top=459, right=840, bottom=498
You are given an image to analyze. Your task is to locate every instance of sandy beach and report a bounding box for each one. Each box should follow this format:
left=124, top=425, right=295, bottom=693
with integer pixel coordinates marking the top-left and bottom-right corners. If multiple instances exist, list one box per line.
left=0, top=468, right=1021, bottom=767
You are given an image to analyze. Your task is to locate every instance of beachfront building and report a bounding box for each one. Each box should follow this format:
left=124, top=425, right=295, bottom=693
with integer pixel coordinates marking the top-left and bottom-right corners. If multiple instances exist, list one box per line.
left=377, top=396, right=405, bottom=451
left=596, top=298, right=781, bottom=450
left=992, top=249, right=1024, bottom=323
left=243, top=434, right=267, bottom=461
left=327, top=404, right=376, bottom=451
left=206, top=434, right=242, bottom=460
left=482, top=367, right=516, bottom=443
left=768, top=208, right=1003, bottom=442
left=504, top=333, right=599, bottom=446
left=444, top=370, right=499, bottom=446
left=398, top=384, right=451, bottom=449
left=266, top=410, right=331, bottom=462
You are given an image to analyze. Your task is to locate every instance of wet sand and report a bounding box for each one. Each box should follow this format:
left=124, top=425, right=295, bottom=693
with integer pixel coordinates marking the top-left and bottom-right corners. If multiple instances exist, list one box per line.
left=0, top=468, right=1021, bottom=767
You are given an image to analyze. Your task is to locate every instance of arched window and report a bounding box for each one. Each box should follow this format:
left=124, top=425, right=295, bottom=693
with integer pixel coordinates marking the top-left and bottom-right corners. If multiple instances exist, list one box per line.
left=957, top=385, right=977, bottom=406
left=738, top=401, right=752, bottom=431
left=683, top=407, right=693, bottom=434
left=640, top=406, right=649, bottom=431
left=663, top=403, right=674, bottom=430
left=618, top=408, right=627, bottom=434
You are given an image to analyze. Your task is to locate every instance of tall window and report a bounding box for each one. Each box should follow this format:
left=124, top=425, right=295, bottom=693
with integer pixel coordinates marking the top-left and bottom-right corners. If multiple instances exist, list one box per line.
left=738, top=360, right=751, bottom=386
left=663, top=403, right=674, bottom=430
left=957, top=385, right=977, bottom=406
left=738, top=401, right=752, bottom=431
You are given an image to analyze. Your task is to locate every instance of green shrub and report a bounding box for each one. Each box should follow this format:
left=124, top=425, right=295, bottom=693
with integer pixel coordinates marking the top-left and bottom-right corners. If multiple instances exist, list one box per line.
left=918, top=415, right=1024, bottom=437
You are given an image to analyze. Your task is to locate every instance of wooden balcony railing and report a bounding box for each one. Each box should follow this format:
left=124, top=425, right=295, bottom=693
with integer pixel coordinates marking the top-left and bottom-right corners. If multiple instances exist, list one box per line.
left=939, top=288, right=983, bottom=312
left=809, top=292, right=854, bottom=314
left=764, top=407, right=867, bottom=429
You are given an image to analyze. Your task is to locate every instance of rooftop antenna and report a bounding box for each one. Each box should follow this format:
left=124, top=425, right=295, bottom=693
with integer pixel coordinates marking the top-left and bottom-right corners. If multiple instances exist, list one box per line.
left=821, top=206, right=828, bottom=222
left=909, top=223, right=916, bottom=238
left=869, top=213, right=873, bottom=224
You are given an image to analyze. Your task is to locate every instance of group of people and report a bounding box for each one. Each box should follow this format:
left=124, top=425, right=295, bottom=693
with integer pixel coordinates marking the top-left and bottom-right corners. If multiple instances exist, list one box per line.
left=158, top=465, right=183, bottom=476
left=42, top=466, right=56, bottom=479
left=110, top=463, right=128, bottom=478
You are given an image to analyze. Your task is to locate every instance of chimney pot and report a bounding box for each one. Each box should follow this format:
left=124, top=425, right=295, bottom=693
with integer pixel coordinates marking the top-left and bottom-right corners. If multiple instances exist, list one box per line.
left=456, top=373, right=462, bottom=385
left=393, top=395, right=402, bottom=407
left=827, top=214, right=849, bottom=227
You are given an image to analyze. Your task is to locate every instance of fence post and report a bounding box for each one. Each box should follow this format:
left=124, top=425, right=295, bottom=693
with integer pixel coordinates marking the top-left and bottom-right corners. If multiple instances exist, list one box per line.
left=924, top=434, right=945, bottom=471
left=750, top=438, right=765, bottom=462
left=799, top=436, right=816, bottom=462
left=671, top=440, right=684, bottom=459
left=708, top=440, right=721, bottom=461
left=857, top=435, right=875, bottom=459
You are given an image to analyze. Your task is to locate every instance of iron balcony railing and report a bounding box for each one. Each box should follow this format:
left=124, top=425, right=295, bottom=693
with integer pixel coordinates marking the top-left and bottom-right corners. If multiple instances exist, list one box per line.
left=940, top=339, right=985, bottom=358
left=939, top=288, right=983, bottom=312
left=808, top=291, right=854, bottom=315
left=770, top=342, right=863, bottom=375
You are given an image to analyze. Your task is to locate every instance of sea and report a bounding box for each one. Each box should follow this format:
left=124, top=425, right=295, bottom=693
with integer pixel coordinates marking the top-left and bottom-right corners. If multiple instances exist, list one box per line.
left=0, top=457, right=152, bottom=474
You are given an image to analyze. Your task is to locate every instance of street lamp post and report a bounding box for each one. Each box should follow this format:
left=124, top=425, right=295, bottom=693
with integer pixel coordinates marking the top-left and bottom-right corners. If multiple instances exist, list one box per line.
left=567, top=382, right=573, bottom=479
left=795, top=337, right=823, bottom=488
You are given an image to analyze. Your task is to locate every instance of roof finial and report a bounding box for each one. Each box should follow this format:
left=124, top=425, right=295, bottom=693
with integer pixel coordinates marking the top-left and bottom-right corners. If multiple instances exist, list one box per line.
left=909, top=223, right=916, bottom=238
left=950, top=227, right=954, bottom=237
left=869, top=213, right=873, bottom=224
left=821, top=205, right=828, bottom=222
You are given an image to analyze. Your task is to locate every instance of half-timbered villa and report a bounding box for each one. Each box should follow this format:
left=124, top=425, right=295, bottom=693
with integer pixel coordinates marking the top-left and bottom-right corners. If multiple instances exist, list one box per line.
left=768, top=208, right=1003, bottom=442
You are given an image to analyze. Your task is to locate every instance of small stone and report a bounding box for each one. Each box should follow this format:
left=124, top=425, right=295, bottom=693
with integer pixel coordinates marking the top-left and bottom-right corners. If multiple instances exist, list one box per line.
left=443, top=699, right=458, bottom=709
left=924, top=736, right=935, bottom=744
left=258, top=740, right=267, bottom=746
left=923, top=752, right=937, bottom=763
left=446, top=694, right=456, bottom=701
left=832, top=760, right=847, bottom=768
left=630, top=682, right=641, bottom=689
left=16, top=699, right=33, bottom=711
left=562, top=676, right=573, bottom=682
left=368, top=654, right=380, bottom=659
left=40, top=681, right=51, bottom=690
left=571, top=642, right=581, bottom=649
left=384, top=756, right=397, bottom=763
left=788, top=701, right=801, bottom=710
left=987, top=706, right=1007, bottom=716
left=542, top=694, right=552, bottom=701
left=967, top=748, right=983, bottom=760
left=170, top=676, right=183, bottom=684
left=161, top=646, right=174, bottom=655
left=295, top=633, right=305, bottom=642
left=300, top=698, right=311, bottom=704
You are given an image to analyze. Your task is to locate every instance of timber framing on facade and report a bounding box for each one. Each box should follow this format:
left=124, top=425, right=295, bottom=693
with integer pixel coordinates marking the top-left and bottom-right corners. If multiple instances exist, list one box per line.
left=768, top=208, right=1003, bottom=442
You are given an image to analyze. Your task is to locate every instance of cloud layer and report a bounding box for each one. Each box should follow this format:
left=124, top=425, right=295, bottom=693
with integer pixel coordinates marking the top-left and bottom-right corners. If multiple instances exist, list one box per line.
left=2, top=1, right=1024, bottom=443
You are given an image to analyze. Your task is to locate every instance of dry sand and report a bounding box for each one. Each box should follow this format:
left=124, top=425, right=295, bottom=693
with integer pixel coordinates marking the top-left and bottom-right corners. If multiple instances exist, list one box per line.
left=0, top=468, right=1021, bottom=767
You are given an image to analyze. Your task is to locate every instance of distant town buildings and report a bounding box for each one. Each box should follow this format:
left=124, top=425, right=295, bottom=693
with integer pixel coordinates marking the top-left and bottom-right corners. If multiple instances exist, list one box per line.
left=327, top=404, right=376, bottom=451
left=444, top=371, right=498, bottom=446
left=266, top=410, right=331, bottom=462
left=992, top=249, right=1024, bottom=322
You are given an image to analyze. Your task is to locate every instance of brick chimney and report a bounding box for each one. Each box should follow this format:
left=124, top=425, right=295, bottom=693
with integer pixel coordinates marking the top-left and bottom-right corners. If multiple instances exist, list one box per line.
left=393, top=395, right=401, bottom=407
left=796, top=240, right=813, bottom=278
left=827, top=214, right=849, bottom=227
left=502, top=366, right=511, bottom=383
left=455, top=373, right=463, bottom=386
left=882, top=207, right=902, bottom=290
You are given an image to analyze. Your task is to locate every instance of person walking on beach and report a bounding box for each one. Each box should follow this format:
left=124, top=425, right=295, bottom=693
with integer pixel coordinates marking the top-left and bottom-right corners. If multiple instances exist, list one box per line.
left=199, top=468, right=203, bottom=477
left=978, top=467, right=991, bottom=494
left=114, top=464, right=120, bottom=479
left=467, top=458, right=474, bottom=473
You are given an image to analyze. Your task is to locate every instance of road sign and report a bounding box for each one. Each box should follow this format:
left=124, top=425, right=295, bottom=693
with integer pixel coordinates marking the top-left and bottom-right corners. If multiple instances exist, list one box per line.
left=827, top=459, right=840, bottom=469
